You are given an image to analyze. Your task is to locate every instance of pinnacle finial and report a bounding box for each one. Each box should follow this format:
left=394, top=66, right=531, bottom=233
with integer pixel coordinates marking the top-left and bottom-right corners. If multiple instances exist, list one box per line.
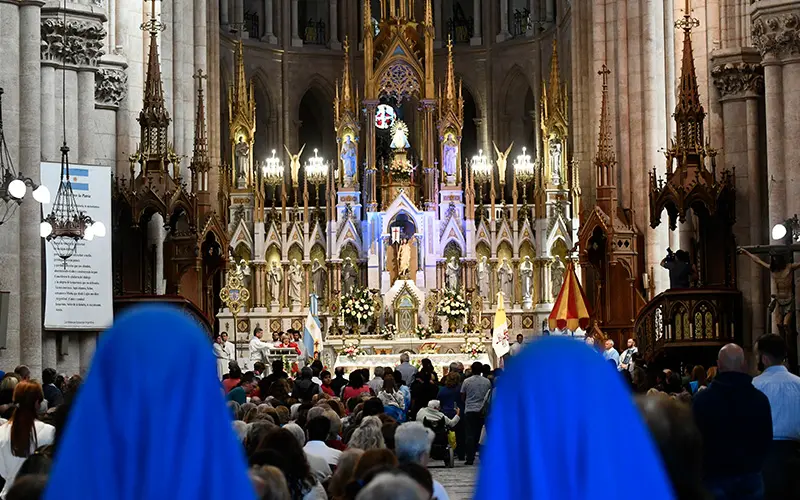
left=675, top=0, right=700, bottom=32
left=140, top=0, right=166, bottom=35
left=595, top=64, right=616, bottom=185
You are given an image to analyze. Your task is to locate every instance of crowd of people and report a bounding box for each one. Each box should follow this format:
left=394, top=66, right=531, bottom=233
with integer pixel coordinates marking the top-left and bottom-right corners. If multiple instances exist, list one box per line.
left=0, top=305, right=794, bottom=500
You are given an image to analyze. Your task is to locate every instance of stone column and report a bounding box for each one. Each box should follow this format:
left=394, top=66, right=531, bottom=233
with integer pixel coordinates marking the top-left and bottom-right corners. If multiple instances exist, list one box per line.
left=496, top=0, right=510, bottom=42
left=546, top=0, right=555, bottom=23
left=711, top=50, right=766, bottom=343
left=329, top=0, right=340, bottom=49
left=19, top=0, right=44, bottom=376
left=291, top=0, right=302, bottom=47
left=262, top=0, right=276, bottom=43
left=469, top=0, right=481, bottom=46
left=433, top=0, right=442, bottom=48
left=220, top=0, right=229, bottom=28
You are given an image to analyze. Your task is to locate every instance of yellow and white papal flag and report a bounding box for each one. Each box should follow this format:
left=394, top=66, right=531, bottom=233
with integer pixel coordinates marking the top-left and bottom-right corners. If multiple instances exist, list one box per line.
left=492, top=292, right=511, bottom=357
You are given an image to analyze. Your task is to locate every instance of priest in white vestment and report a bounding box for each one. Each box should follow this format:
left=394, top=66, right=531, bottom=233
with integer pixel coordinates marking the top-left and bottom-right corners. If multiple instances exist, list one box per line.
left=213, top=334, right=229, bottom=380
left=248, top=327, right=273, bottom=370
left=222, top=332, right=236, bottom=363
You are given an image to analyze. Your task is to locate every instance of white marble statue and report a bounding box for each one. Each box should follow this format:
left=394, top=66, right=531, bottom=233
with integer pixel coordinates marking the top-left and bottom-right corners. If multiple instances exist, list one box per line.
left=390, top=120, right=410, bottom=149
left=551, top=255, right=566, bottom=299
left=284, top=143, right=306, bottom=187
left=446, top=256, right=460, bottom=291
left=478, top=256, right=491, bottom=300
left=492, top=141, right=514, bottom=185
left=498, top=258, right=513, bottom=302
left=268, top=261, right=282, bottom=305
left=341, top=136, right=357, bottom=185
left=312, top=259, right=327, bottom=298
left=342, top=257, right=357, bottom=295
left=235, top=137, right=249, bottom=181
left=550, top=139, right=562, bottom=185
left=288, top=259, right=303, bottom=306
left=442, top=138, right=458, bottom=185
left=520, top=255, right=534, bottom=299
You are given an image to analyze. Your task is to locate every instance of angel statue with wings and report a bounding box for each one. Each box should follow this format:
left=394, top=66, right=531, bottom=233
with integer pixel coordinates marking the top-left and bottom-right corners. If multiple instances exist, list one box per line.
left=284, top=143, right=306, bottom=187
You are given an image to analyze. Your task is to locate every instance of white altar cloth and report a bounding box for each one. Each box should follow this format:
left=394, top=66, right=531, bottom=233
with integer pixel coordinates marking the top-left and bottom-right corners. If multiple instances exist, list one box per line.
left=333, top=353, right=492, bottom=373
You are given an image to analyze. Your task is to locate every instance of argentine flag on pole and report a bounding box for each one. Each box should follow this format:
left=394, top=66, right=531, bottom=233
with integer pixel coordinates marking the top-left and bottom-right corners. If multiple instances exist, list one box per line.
left=492, top=292, right=510, bottom=357
left=304, top=294, right=323, bottom=362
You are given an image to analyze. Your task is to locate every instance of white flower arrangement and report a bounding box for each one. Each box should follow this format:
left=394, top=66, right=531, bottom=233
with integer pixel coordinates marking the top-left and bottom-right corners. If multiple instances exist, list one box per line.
left=341, top=342, right=366, bottom=360
left=342, top=287, right=375, bottom=326
left=415, top=324, right=433, bottom=340
left=436, top=289, right=470, bottom=320
left=382, top=323, right=398, bottom=340
left=388, top=155, right=414, bottom=178
left=460, top=340, right=486, bottom=359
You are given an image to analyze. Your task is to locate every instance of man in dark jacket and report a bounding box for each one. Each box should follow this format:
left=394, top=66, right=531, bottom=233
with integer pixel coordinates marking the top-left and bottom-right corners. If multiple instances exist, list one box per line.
left=692, top=343, right=773, bottom=499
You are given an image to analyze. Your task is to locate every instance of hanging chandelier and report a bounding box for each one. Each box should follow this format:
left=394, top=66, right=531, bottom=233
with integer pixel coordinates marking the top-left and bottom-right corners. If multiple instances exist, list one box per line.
left=40, top=6, right=105, bottom=263
left=0, top=88, right=50, bottom=227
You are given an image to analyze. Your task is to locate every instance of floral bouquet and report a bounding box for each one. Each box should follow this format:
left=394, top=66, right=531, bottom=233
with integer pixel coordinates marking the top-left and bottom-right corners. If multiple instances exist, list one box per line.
left=460, top=341, right=486, bottom=359
left=382, top=323, right=398, bottom=340
left=342, top=287, right=375, bottom=326
left=415, top=324, right=433, bottom=340
left=436, top=289, right=470, bottom=320
left=388, top=155, right=414, bottom=179
left=341, top=342, right=366, bottom=360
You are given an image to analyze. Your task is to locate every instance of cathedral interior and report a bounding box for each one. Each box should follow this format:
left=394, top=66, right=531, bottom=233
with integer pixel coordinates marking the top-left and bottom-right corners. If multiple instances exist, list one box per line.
left=0, top=0, right=796, bottom=373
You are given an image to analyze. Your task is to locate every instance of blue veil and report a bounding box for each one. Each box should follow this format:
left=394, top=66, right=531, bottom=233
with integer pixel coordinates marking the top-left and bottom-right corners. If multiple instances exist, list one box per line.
left=44, top=305, right=255, bottom=500
left=475, top=337, right=675, bottom=500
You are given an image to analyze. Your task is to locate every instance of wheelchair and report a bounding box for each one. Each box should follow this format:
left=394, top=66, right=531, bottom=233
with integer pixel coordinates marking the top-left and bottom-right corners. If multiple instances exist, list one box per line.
left=422, top=417, right=455, bottom=468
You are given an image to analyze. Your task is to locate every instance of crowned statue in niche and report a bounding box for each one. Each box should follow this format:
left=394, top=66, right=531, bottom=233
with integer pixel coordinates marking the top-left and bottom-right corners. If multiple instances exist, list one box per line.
left=268, top=261, right=282, bottom=308
left=520, top=256, right=534, bottom=300
left=342, top=257, right=357, bottom=295
left=288, top=259, right=303, bottom=310
left=446, top=256, right=460, bottom=290
left=442, top=133, right=458, bottom=186
left=312, top=259, right=327, bottom=299
left=549, top=135, right=563, bottom=185
left=478, top=255, right=491, bottom=301
left=390, top=120, right=411, bottom=150
left=235, top=137, right=249, bottom=188
left=340, top=135, right=357, bottom=186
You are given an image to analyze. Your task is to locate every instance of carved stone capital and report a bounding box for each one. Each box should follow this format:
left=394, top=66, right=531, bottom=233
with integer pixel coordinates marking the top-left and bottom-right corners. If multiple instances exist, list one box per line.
left=752, top=12, right=800, bottom=59
left=711, top=62, right=764, bottom=98
left=41, top=17, right=106, bottom=66
left=95, top=67, right=127, bottom=109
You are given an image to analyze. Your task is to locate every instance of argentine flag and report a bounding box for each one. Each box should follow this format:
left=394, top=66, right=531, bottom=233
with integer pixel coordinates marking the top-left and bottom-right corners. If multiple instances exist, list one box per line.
left=67, top=168, right=90, bottom=191
left=304, top=294, right=323, bottom=361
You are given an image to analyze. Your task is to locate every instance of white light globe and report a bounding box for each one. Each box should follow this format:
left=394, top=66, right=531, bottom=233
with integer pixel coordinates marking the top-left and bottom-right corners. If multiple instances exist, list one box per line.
left=40, top=221, right=52, bottom=238
left=32, top=185, right=51, bottom=204
left=92, top=220, right=106, bottom=238
left=8, top=179, right=26, bottom=199
left=772, top=223, right=788, bottom=241
left=84, top=224, right=94, bottom=241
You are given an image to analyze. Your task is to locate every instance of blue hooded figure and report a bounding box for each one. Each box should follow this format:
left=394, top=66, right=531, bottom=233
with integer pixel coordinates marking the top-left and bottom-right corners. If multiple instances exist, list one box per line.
left=475, top=337, right=675, bottom=500
left=44, top=305, right=256, bottom=500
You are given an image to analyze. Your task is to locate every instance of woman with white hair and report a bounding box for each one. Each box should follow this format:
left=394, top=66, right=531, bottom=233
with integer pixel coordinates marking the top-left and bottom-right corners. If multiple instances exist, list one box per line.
left=415, top=400, right=460, bottom=428
left=348, top=416, right=385, bottom=450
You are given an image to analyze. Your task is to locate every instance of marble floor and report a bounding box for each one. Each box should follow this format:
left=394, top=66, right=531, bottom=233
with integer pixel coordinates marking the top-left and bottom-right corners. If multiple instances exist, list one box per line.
left=429, top=460, right=477, bottom=500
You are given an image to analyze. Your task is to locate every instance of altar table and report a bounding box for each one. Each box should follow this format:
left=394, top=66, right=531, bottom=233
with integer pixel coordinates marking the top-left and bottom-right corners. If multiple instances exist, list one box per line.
left=333, top=353, right=492, bottom=374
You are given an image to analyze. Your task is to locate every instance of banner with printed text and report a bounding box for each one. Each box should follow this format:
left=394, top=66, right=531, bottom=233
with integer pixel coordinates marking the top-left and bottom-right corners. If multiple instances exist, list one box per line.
left=40, top=162, right=113, bottom=330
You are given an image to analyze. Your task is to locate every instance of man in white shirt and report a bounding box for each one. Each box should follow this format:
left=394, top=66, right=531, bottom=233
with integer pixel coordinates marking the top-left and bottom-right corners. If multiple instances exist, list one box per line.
left=619, top=338, right=638, bottom=372
left=303, top=416, right=342, bottom=468
left=395, top=422, right=450, bottom=500
left=221, top=331, right=236, bottom=361
left=248, top=327, right=272, bottom=370
left=753, top=334, right=800, bottom=498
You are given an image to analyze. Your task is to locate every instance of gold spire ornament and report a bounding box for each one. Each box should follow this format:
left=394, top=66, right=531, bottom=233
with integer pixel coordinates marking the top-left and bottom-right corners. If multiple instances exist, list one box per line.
left=220, top=257, right=251, bottom=340
left=228, top=40, right=256, bottom=190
